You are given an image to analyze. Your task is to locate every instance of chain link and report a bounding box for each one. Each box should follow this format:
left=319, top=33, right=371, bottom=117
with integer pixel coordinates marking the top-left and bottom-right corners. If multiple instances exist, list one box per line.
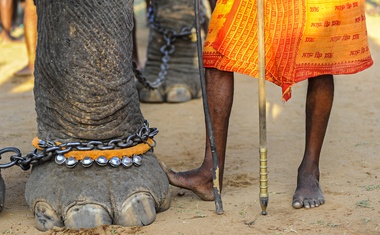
left=0, top=120, right=157, bottom=171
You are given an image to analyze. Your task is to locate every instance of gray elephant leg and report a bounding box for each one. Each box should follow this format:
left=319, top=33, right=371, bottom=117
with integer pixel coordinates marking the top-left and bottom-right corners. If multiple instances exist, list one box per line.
left=138, top=0, right=208, bottom=103
left=25, top=0, right=171, bottom=231
left=0, top=171, right=4, bottom=212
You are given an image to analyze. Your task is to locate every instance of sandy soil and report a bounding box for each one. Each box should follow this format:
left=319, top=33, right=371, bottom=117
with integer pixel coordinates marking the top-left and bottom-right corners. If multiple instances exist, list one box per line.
left=0, top=2, right=379, bottom=235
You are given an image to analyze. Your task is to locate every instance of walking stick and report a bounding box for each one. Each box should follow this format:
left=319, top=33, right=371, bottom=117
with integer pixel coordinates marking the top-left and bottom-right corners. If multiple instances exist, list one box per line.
left=257, top=0, right=269, bottom=215
left=194, top=0, right=224, bottom=214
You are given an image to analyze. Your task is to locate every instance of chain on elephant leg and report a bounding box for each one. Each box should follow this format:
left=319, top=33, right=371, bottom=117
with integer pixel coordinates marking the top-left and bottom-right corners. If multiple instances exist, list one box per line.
left=136, top=0, right=208, bottom=103
left=0, top=123, right=170, bottom=230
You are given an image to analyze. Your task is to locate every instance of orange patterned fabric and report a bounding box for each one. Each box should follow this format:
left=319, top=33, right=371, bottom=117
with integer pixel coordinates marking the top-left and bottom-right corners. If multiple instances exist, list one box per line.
left=203, top=0, right=373, bottom=100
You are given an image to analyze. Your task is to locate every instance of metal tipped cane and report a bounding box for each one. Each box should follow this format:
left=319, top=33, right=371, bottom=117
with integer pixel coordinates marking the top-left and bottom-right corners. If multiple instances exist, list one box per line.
left=257, top=0, right=269, bottom=215
left=194, top=0, right=223, bottom=214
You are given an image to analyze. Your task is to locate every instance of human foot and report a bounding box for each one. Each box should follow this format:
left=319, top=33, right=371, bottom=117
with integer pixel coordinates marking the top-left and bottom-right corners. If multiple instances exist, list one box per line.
left=14, top=65, right=34, bottom=77
left=160, top=162, right=215, bottom=201
left=1, top=33, right=23, bottom=44
left=292, top=172, right=325, bottom=209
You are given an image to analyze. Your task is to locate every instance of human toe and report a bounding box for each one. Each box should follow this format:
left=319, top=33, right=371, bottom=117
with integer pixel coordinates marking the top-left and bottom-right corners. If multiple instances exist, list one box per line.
left=292, top=196, right=304, bottom=209
left=303, top=200, right=311, bottom=209
left=319, top=197, right=325, bottom=205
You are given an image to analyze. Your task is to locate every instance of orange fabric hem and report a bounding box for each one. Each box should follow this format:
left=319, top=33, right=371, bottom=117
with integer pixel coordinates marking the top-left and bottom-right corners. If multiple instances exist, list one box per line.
left=203, top=0, right=374, bottom=101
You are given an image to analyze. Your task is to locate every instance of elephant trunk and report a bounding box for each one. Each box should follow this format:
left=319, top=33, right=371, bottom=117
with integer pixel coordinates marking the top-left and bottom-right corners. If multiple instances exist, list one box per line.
left=34, top=0, right=143, bottom=142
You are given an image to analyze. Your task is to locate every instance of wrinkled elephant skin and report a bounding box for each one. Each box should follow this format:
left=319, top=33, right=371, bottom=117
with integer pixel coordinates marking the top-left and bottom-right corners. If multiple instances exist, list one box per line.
left=25, top=1, right=171, bottom=231
left=0, top=172, right=4, bottom=213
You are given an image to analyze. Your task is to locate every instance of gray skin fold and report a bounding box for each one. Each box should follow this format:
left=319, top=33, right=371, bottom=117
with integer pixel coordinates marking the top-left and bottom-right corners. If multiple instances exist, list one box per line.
left=0, top=172, right=4, bottom=213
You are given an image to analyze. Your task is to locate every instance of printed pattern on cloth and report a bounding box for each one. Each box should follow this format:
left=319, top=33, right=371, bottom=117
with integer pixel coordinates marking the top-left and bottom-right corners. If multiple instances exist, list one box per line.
left=203, top=0, right=373, bottom=100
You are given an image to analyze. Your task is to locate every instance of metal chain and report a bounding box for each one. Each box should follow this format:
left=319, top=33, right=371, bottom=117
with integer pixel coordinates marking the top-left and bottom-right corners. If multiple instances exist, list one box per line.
left=0, top=120, right=158, bottom=171
left=134, top=3, right=205, bottom=90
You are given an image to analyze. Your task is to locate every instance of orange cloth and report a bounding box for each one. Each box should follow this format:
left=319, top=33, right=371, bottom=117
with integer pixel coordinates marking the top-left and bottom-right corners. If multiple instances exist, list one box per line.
left=203, top=0, right=373, bottom=100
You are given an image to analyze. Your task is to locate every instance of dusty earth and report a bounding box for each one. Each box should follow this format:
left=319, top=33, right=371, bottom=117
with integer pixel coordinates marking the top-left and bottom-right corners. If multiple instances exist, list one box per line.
left=0, top=2, right=379, bottom=235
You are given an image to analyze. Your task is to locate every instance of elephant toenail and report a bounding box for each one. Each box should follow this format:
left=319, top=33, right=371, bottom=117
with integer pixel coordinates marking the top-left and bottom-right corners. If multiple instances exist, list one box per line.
left=34, top=202, right=63, bottom=231
left=166, top=85, right=192, bottom=103
left=115, top=192, right=157, bottom=226
left=139, top=88, right=165, bottom=103
left=65, top=204, right=112, bottom=229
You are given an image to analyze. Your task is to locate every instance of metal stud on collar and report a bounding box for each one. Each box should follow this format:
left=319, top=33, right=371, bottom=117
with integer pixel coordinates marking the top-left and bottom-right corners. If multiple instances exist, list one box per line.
left=109, top=157, right=121, bottom=167
left=55, top=154, right=66, bottom=165
left=51, top=154, right=143, bottom=168
left=66, top=157, right=78, bottom=168
left=0, top=120, right=155, bottom=171
left=96, top=156, right=108, bottom=166
left=132, top=155, right=142, bottom=166
left=81, top=157, right=94, bottom=168
left=121, top=156, right=133, bottom=168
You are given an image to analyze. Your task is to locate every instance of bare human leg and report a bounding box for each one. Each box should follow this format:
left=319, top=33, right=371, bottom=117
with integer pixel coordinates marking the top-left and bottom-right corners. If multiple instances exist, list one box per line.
left=0, top=0, right=20, bottom=43
left=1, top=0, right=14, bottom=42
left=161, top=68, right=234, bottom=200
left=208, top=0, right=216, bottom=11
left=293, top=74, right=334, bottom=209
left=164, top=71, right=333, bottom=209
left=145, top=0, right=150, bottom=13
left=15, top=0, right=37, bottom=76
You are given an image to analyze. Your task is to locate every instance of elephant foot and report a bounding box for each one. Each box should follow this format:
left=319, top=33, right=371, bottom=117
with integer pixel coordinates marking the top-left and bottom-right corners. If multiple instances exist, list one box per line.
left=25, top=152, right=171, bottom=231
left=0, top=172, right=5, bottom=212
left=139, top=84, right=201, bottom=103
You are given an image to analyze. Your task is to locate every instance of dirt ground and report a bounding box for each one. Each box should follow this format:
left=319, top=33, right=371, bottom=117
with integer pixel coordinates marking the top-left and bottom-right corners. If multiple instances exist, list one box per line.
left=0, top=2, right=379, bottom=235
